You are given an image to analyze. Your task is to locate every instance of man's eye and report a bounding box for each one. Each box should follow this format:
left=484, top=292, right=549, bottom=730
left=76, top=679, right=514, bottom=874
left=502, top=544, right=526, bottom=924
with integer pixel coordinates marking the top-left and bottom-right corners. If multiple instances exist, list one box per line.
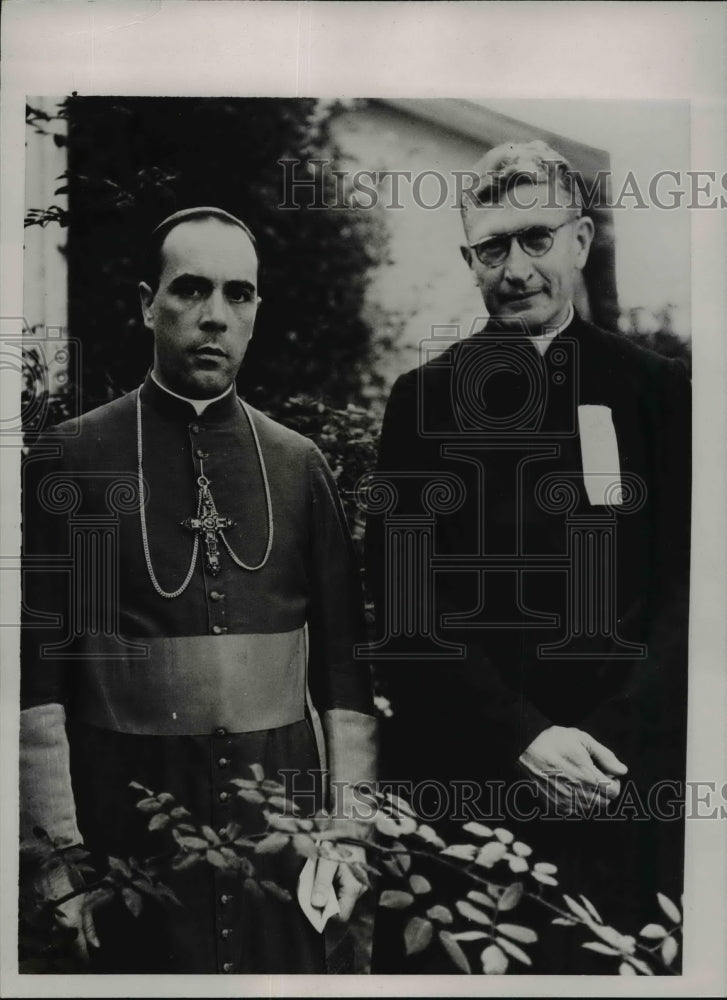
left=226, top=285, right=253, bottom=303
left=173, top=280, right=206, bottom=299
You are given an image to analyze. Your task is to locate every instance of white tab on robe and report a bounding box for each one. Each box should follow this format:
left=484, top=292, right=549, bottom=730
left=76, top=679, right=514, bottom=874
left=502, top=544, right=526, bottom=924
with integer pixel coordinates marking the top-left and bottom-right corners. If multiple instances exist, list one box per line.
left=577, top=404, right=623, bottom=506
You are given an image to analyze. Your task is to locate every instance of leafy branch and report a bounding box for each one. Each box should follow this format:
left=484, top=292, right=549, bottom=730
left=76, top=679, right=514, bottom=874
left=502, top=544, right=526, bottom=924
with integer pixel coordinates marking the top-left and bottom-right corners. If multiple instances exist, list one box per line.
left=20, top=767, right=683, bottom=975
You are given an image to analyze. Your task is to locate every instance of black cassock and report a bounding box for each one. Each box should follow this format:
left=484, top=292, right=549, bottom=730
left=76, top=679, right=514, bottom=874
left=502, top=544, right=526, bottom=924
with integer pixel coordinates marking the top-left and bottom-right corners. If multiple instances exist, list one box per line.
left=21, top=374, right=376, bottom=973
left=366, top=313, right=690, bottom=972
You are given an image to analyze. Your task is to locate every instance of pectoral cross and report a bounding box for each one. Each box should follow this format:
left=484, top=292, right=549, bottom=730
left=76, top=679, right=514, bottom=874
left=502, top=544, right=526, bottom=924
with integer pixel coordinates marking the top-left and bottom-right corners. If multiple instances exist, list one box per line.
left=182, top=475, right=235, bottom=576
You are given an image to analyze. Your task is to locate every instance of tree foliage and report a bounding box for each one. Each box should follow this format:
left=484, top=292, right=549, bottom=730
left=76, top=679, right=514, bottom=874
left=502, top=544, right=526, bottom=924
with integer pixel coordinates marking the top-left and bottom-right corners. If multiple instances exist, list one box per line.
left=29, top=97, right=389, bottom=413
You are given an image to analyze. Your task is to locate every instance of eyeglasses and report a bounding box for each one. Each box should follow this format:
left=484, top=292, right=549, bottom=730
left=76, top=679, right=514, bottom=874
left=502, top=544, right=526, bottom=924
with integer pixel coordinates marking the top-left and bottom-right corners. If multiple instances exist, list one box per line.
left=469, top=218, right=578, bottom=268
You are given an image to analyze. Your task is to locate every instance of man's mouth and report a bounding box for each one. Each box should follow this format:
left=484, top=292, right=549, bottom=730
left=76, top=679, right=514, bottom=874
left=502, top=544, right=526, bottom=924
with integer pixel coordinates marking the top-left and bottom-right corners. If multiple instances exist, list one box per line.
left=503, top=290, right=543, bottom=303
left=193, top=346, right=227, bottom=360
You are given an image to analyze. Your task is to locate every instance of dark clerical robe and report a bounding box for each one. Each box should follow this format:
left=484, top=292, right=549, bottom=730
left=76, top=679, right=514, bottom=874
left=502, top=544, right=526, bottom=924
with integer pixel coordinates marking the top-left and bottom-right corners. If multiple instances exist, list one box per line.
left=366, top=313, right=690, bottom=971
left=21, top=373, right=376, bottom=973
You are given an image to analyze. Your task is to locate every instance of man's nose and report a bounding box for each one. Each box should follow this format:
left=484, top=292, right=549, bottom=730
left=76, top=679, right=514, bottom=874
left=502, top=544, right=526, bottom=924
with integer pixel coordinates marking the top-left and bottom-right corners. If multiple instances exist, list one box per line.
left=199, top=289, right=228, bottom=329
left=502, top=238, right=535, bottom=283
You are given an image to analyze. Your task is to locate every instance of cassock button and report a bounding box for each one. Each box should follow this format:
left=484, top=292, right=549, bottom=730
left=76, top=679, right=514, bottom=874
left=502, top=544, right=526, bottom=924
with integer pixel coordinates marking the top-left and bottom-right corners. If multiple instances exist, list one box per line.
left=195, top=448, right=208, bottom=459
left=214, top=727, right=227, bottom=738
left=210, top=591, right=224, bottom=602
left=190, top=423, right=200, bottom=434
left=211, top=625, right=227, bottom=635
left=217, top=757, right=230, bottom=768
left=220, top=893, right=233, bottom=905
left=219, top=791, right=230, bottom=803
left=222, top=963, right=234, bottom=973
left=220, top=928, right=231, bottom=940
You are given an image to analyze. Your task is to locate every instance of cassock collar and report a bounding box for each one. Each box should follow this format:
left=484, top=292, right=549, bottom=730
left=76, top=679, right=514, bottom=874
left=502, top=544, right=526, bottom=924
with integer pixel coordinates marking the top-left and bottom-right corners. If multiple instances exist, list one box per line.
left=481, top=301, right=575, bottom=342
left=139, top=371, right=242, bottom=424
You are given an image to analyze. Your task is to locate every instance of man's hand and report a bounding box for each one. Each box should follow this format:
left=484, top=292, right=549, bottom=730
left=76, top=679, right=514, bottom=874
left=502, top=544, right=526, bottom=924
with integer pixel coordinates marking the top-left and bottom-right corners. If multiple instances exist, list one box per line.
left=310, top=843, right=368, bottom=922
left=519, top=725, right=628, bottom=800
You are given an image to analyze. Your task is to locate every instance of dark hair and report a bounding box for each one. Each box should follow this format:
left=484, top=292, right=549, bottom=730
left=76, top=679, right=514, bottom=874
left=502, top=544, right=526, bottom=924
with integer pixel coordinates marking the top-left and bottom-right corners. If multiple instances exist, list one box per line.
left=141, top=207, right=259, bottom=290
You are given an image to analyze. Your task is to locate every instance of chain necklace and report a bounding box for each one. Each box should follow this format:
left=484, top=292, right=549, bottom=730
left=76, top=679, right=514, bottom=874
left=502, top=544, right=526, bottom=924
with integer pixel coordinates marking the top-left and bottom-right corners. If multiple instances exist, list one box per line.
left=136, top=387, right=274, bottom=599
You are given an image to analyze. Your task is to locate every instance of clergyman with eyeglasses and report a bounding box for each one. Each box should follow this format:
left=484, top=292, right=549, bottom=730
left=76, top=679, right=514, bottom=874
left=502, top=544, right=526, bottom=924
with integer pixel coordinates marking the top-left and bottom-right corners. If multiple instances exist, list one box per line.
left=365, top=141, right=690, bottom=972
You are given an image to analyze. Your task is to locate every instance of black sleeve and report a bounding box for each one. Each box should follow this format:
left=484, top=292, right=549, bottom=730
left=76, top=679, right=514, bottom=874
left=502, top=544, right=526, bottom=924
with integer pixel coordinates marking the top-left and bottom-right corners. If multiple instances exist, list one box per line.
left=305, top=443, right=373, bottom=717
left=21, top=430, right=73, bottom=710
left=365, top=373, right=552, bottom=779
left=579, top=358, right=691, bottom=780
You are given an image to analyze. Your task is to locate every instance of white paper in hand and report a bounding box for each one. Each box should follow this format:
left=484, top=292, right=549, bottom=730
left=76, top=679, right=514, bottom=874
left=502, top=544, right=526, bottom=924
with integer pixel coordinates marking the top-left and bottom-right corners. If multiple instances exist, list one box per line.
left=297, top=857, right=340, bottom=933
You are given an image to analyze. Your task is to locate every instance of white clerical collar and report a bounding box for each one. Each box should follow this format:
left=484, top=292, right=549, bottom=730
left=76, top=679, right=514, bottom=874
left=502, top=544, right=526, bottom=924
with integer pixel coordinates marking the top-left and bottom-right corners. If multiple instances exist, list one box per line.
left=151, top=371, right=235, bottom=416
left=529, top=301, right=574, bottom=356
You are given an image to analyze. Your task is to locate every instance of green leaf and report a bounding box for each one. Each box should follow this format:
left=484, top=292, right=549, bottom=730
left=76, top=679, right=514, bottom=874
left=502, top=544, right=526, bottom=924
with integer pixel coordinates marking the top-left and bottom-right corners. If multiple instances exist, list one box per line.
left=409, top=874, right=431, bottom=895
left=493, top=827, right=514, bottom=845
left=249, top=763, right=265, bottom=782
left=498, top=882, right=524, bottom=912
left=661, top=935, right=678, bottom=966
left=452, top=930, right=489, bottom=942
left=495, top=935, right=532, bottom=965
left=438, top=930, right=471, bottom=973
left=379, top=889, right=414, bottom=910
left=511, top=841, right=532, bottom=857
left=582, top=941, right=620, bottom=956
left=657, top=892, right=681, bottom=924
left=475, top=842, right=508, bottom=868
left=404, top=916, right=433, bottom=955
left=531, top=870, right=558, bottom=887
left=260, top=880, right=292, bottom=903
left=107, top=856, right=132, bottom=879
left=237, top=789, right=266, bottom=805
left=157, top=792, right=175, bottom=806
left=148, top=812, right=170, bottom=832
left=170, top=851, right=200, bottom=871
left=640, top=923, right=668, bottom=939
left=415, top=824, right=445, bottom=849
left=481, top=943, right=509, bottom=974
left=507, top=855, right=529, bottom=874
left=129, top=781, right=153, bottom=795
left=267, top=794, right=299, bottom=813
left=292, top=833, right=318, bottom=859
left=201, top=826, right=221, bottom=845
left=152, top=883, right=183, bottom=908
left=619, top=961, right=637, bottom=975
left=178, top=835, right=209, bottom=851
left=441, top=843, right=476, bottom=861
left=562, top=894, right=592, bottom=923
left=462, top=821, right=493, bottom=838
left=455, top=899, right=492, bottom=925
left=552, top=917, right=577, bottom=927
left=243, top=878, right=265, bottom=903
left=385, top=792, right=417, bottom=817
left=230, top=778, right=260, bottom=790
left=579, top=894, right=603, bottom=924
left=135, top=797, right=162, bottom=814
left=375, top=813, right=416, bottom=837
left=206, top=849, right=228, bottom=870
left=426, top=904, right=453, bottom=925
left=261, top=779, right=285, bottom=794
left=532, top=861, right=558, bottom=875
left=622, top=954, right=655, bottom=975
left=498, top=923, right=537, bottom=944
left=266, top=812, right=300, bottom=833
left=254, top=832, right=289, bottom=855
left=121, top=886, right=143, bottom=918
left=169, top=806, right=191, bottom=821
left=467, top=889, right=497, bottom=909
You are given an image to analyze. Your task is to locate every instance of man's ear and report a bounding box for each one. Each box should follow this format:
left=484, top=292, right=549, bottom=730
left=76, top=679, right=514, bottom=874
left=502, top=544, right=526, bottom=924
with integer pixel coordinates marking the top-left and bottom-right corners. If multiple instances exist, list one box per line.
left=139, top=282, right=155, bottom=331
left=574, top=215, right=595, bottom=270
left=460, top=245, right=473, bottom=268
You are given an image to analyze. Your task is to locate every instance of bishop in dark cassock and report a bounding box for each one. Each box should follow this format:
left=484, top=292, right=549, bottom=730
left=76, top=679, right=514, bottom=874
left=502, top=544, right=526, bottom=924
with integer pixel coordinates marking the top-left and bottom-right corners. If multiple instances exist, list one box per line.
left=366, top=143, right=690, bottom=972
left=20, top=208, right=377, bottom=974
